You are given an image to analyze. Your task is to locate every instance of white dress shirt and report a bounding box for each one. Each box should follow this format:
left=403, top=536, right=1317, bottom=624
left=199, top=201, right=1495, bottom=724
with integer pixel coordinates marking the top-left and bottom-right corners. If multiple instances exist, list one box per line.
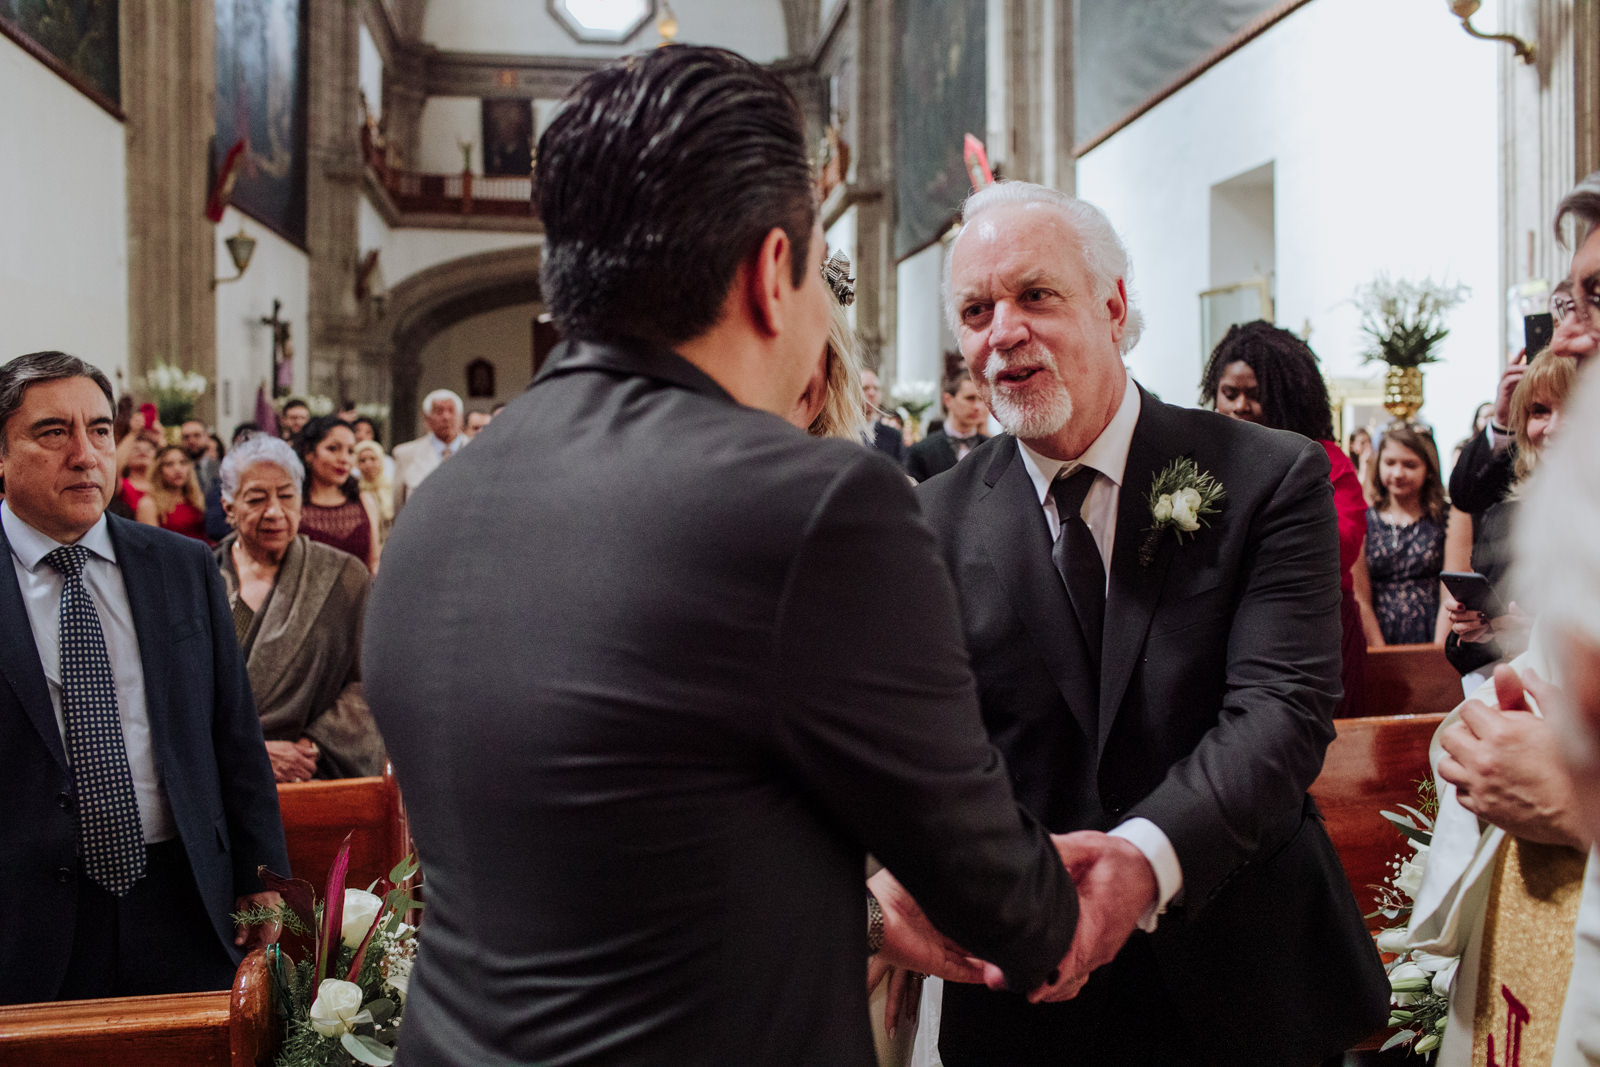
left=3, top=503, right=177, bottom=842
left=1012, top=376, right=1182, bottom=930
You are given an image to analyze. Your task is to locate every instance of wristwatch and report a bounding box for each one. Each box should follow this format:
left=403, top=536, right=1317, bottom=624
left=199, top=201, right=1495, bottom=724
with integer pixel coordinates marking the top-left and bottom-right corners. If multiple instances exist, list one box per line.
left=866, top=889, right=885, bottom=955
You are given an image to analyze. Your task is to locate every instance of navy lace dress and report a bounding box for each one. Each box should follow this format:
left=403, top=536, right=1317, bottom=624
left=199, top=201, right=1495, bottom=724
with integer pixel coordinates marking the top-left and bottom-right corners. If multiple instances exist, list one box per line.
left=1365, top=509, right=1446, bottom=645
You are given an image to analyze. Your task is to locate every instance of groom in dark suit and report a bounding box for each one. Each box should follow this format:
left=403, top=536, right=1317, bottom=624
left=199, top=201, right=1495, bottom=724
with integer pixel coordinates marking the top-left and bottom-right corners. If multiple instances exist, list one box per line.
left=365, top=47, right=1080, bottom=1067
left=0, top=351, right=287, bottom=1005
left=920, top=183, right=1388, bottom=1065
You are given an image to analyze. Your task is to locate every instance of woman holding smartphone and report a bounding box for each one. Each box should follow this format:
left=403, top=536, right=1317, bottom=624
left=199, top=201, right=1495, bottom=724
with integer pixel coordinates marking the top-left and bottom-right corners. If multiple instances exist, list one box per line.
left=1444, top=354, right=1577, bottom=676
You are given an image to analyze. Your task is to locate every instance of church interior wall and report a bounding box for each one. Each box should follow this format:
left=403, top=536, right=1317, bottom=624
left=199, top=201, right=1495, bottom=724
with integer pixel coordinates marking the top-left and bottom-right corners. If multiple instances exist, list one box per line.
left=415, top=301, right=542, bottom=414
left=420, top=0, right=789, bottom=63
left=213, top=206, right=309, bottom=440
left=1074, top=0, right=1501, bottom=440
left=417, top=96, right=487, bottom=174
left=371, top=222, right=539, bottom=295
left=0, top=35, right=129, bottom=386
left=896, top=242, right=952, bottom=399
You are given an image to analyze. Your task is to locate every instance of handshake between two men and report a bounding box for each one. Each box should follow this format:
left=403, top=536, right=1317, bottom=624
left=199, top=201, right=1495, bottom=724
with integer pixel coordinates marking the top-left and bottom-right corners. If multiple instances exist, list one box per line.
left=870, top=830, right=1157, bottom=1006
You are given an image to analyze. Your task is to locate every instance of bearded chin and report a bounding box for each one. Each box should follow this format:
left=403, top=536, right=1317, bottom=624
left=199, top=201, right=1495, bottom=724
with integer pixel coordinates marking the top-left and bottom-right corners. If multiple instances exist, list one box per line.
left=988, top=383, right=1073, bottom=439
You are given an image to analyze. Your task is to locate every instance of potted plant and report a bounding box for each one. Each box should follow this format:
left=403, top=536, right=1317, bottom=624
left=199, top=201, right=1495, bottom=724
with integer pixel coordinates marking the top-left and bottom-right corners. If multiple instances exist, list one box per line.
left=1352, top=274, right=1469, bottom=420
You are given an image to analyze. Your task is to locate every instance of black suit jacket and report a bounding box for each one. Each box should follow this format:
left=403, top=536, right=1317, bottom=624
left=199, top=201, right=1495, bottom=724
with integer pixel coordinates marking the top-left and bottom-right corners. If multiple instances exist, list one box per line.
left=870, top=419, right=906, bottom=462
left=906, top=430, right=986, bottom=483
left=917, top=388, right=1388, bottom=1064
left=0, top=514, right=287, bottom=1004
left=365, top=338, right=1078, bottom=1067
left=1448, top=426, right=1515, bottom=514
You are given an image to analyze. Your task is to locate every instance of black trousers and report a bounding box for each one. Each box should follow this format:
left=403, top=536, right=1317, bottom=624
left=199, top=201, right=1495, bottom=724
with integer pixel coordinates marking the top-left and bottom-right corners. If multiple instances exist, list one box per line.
left=939, top=934, right=1199, bottom=1067
left=57, top=838, right=238, bottom=999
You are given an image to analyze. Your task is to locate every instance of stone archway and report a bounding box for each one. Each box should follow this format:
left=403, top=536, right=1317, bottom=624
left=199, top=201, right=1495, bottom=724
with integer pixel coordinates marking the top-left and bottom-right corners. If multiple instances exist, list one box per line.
left=378, top=245, right=543, bottom=442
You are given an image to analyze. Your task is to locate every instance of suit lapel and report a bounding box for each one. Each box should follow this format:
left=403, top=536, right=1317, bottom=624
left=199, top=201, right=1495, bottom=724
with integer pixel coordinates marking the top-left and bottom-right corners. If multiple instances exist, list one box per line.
left=108, top=518, right=173, bottom=749
left=977, top=440, right=1098, bottom=740
left=0, top=525, right=68, bottom=770
left=1099, top=390, right=1181, bottom=747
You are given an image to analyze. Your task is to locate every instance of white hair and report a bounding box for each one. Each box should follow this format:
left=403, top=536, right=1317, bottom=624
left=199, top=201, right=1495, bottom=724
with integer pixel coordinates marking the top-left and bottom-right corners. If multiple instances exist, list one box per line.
left=422, top=388, right=463, bottom=416
left=218, top=433, right=304, bottom=503
left=942, top=181, right=1144, bottom=355
left=1555, top=170, right=1600, bottom=248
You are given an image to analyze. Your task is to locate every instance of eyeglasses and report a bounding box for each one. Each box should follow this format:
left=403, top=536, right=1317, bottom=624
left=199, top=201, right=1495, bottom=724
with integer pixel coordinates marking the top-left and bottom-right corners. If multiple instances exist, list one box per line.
left=1551, top=287, right=1600, bottom=328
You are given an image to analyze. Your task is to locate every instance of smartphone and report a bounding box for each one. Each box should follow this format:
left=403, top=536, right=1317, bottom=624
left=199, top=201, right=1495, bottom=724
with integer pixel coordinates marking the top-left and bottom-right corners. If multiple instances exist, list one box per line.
left=1525, top=312, right=1554, bottom=360
left=1441, top=571, right=1507, bottom=619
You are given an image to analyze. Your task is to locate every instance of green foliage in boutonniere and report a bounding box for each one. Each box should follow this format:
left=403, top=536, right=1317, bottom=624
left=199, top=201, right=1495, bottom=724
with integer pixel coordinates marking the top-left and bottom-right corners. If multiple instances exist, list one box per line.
left=1139, top=458, right=1226, bottom=566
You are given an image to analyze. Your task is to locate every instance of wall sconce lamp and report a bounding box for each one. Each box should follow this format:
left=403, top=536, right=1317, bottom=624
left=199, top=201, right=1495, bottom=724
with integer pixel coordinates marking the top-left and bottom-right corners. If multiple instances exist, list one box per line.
left=656, top=2, right=678, bottom=46
left=1447, top=0, right=1535, bottom=65
left=213, top=227, right=257, bottom=289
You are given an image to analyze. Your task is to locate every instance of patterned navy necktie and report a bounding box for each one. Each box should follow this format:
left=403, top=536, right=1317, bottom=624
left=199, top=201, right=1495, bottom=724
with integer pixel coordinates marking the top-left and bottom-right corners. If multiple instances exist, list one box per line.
left=1051, top=466, right=1106, bottom=666
left=45, top=545, right=146, bottom=896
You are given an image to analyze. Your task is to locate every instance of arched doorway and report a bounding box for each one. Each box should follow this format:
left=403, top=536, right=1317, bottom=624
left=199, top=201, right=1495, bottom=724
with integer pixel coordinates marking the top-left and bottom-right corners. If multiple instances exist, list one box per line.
left=378, top=245, right=544, bottom=442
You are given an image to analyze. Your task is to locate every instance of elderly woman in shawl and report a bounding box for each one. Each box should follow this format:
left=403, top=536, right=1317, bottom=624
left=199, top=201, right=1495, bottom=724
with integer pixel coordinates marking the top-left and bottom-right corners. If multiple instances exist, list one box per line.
left=216, top=435, right=386, bottom=781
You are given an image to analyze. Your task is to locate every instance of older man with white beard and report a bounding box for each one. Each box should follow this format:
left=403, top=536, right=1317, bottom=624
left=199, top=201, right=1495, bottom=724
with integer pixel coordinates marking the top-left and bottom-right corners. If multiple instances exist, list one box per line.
left=914, top=180, right=1387, bottom=1066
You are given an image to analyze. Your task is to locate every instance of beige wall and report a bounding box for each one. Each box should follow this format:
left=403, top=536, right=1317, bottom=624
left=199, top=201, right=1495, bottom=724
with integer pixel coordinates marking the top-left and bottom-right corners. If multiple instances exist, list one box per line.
left=415, top=301, right=542, bottom=414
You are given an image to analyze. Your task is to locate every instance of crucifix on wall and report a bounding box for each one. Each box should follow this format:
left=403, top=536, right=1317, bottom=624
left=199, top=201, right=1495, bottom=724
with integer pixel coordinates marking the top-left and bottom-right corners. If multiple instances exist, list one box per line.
left=262, top=299, right=294, bottom=398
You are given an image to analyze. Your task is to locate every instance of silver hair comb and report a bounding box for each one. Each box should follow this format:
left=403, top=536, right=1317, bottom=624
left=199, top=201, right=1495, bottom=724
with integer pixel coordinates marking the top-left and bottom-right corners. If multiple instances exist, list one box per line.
left=822, top=249, right=855, bottom=306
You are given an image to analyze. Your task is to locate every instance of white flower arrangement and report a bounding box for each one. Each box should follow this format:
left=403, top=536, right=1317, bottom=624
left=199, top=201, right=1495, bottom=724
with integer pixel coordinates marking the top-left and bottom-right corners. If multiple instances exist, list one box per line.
left=142, top=361, right=208, bottom=424
left=1371, top=779, right=1457, bottom=1057
left=305, top=395, right=337, bottom=416
left=890, top=379, right=937, bottom=420
left=1139, top=458, right=1225, bottom=565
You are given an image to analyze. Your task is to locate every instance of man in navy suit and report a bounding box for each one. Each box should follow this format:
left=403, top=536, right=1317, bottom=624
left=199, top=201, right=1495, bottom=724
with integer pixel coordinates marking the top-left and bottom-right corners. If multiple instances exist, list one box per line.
left=0, top=351, right=288, bottom=1005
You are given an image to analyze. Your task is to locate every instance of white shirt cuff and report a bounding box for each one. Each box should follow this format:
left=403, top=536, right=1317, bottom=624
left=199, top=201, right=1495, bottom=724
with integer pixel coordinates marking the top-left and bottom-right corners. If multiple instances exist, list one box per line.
left=1108, top=817, right=1183, bottom=932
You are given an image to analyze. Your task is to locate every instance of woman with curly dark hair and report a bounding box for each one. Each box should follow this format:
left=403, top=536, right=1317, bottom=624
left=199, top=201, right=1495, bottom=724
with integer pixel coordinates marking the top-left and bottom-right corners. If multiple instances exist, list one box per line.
left=1200, top=320, right=1369, bottom=714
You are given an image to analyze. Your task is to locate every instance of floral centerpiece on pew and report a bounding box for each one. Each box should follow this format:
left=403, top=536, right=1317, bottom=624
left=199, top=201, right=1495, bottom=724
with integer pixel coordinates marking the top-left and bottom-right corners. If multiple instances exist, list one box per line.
left=1369, top=779, right=1458, bottom=1058
left=235, top=836, right=422, bottom=1066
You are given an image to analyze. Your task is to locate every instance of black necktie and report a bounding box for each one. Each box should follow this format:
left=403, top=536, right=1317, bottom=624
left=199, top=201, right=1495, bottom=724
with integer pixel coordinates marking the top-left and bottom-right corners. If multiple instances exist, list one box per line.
left=1051, top=466, right=1105, bottom=665
left=45, top=545, right=146, bottom=896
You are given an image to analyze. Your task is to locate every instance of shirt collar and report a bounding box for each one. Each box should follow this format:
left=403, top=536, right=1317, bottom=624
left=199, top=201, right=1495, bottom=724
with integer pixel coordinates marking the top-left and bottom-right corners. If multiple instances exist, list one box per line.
left=2, top=501, right=117, bottom=572
left=430, top=434, right=463, bottom=457
left=1016, top=376, right=1141, bottom=505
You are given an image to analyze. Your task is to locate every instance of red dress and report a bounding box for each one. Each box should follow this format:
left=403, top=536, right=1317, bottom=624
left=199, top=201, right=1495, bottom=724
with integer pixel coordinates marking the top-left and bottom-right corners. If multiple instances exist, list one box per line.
left=160, top=500, right=209, bottom=543
left=300, top=497, right=372, bottom=568
left=119, top=478, right=146, bottom=514
left=1321, top=440, right=1369, bottom=717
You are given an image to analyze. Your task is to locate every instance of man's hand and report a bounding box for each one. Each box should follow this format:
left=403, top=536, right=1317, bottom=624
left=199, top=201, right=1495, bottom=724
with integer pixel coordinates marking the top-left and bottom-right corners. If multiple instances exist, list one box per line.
left=866, top=868, right=987, bottom=983
left=1437, top=664, right=1586, bottom=848
left=234, top=890, right=284, bottom=949
left=1490, top=351, right=1527, bottom=441
left=987, top=831, right=1157, bottom=1003
left=265, top=739, right=318, bottom=782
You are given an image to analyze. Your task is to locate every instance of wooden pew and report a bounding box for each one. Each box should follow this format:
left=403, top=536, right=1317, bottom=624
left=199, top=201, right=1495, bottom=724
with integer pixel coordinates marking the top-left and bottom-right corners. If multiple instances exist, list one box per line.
left=1361, top=642, right=1463, bottom=719
left=277, top=762, right=411, bottom=893
left=1310, top=711, right=1446, bottom=930
left=0, top=948, right=279, bottom=1067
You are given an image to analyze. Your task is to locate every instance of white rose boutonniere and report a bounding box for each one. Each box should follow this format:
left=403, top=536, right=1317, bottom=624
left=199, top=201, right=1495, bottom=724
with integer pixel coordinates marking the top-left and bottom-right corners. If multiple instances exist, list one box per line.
left=1140, top=458, right=1225, bottom=565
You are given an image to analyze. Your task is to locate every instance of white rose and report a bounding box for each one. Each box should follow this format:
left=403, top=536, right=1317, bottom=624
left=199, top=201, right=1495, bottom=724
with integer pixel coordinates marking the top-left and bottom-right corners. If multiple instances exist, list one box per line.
left=1374, top=927, right=1410, bottom=955
left=342, top=888, right=383, bottom=949
left=308, top=978, right=365, bottom=1037
left=1178, top=487, right=1203, bottom=513
left=1170, top=495, right=1200, bottom=531
left=1152, top=494, right=1173, bottom=522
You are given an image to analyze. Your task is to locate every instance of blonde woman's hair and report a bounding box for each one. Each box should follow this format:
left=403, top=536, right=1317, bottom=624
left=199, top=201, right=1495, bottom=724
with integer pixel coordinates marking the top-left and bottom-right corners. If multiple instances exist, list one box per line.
left=807, top=302, right=871, bottom=444
left=147, top=445, right=204, bottom=520
left=1509, top=354, right=1579, bottom=487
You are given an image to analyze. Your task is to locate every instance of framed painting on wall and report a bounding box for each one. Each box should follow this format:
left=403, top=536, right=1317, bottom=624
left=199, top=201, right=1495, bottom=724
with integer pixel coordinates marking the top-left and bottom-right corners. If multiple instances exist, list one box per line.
left=482, top=99, right=534, bottom=177
left=0, top=0, right=120, bottom=112
left=214, top=0, right=309, bottom=246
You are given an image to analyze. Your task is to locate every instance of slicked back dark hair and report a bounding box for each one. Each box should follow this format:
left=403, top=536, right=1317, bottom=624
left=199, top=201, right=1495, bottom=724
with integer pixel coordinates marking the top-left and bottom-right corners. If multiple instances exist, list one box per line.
left=0, top=351, right=116, bottom=454
left=1199, top=320, right=1336, bottom=442
left=535, top=46, right=816, bottom=347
